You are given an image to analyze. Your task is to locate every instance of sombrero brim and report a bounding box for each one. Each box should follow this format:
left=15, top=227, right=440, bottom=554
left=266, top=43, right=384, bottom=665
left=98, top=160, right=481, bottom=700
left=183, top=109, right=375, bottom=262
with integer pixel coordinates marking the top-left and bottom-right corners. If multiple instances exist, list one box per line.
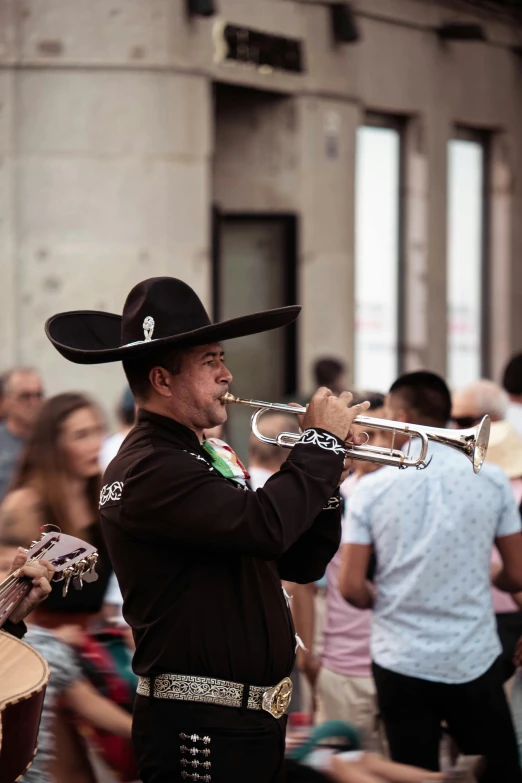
left=45, top=306, right=301, bottom=365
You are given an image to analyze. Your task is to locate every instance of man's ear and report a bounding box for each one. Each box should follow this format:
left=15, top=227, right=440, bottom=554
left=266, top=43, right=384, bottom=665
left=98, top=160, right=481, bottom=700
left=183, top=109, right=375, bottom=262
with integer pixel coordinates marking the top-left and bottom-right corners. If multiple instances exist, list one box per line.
left=149, top=367, right=172, bottom=398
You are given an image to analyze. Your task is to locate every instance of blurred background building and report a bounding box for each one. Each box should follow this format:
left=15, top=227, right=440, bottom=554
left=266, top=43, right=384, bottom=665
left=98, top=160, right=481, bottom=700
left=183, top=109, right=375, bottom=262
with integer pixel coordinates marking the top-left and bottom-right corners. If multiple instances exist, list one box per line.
left=1, top=0, right=522, bottom=443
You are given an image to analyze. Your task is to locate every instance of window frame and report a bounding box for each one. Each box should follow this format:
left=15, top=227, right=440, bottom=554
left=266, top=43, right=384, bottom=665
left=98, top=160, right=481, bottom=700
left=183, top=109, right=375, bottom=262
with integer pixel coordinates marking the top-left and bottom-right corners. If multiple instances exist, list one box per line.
left=354, top=113, right=407, bottom=390
left=447, top=127, right=491, bottom=383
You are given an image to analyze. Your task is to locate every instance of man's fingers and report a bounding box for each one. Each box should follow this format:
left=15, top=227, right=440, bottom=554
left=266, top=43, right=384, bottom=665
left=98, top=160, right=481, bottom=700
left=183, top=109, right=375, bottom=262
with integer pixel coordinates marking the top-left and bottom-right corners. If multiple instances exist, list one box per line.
left=314, top=386, right=333, bottom=399
left=8, top=549, right=28, bottom=574
left=21, top=563, right=55, bottom=582
left=39, top=559, right=56, bottom=580
left=344, top=401, right=370, bottom=425
left=338, top=390, right=353, bottom=404
left=30, top=576, right=52, bottom=598
left=33, top=576, right=52, bottom=595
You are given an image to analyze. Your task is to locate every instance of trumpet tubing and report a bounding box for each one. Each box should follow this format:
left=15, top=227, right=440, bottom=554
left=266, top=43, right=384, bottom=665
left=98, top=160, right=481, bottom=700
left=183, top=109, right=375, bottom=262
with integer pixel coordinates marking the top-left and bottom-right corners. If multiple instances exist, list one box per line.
left=221, top=392, right=490, bottom=474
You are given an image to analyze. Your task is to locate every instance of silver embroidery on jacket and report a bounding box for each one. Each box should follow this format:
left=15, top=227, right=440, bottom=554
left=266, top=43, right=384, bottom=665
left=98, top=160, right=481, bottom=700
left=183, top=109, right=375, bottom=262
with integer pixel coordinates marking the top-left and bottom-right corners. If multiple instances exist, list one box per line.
left=298, top=429, right=347, bottom=455
left=99, top=481, right=124, bottom=507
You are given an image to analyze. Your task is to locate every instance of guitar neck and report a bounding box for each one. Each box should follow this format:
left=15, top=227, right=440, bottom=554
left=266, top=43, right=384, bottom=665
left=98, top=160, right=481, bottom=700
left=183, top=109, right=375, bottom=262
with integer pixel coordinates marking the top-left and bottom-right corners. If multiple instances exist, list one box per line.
left=0, top=575, right=32, bottom=628
left=0, top=532, right=99, bottom=631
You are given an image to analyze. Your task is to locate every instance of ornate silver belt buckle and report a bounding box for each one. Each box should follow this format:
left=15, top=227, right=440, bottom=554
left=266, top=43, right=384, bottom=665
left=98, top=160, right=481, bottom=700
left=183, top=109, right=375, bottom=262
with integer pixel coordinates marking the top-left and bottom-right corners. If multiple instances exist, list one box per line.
left=262, top=677, right=293, bottom=719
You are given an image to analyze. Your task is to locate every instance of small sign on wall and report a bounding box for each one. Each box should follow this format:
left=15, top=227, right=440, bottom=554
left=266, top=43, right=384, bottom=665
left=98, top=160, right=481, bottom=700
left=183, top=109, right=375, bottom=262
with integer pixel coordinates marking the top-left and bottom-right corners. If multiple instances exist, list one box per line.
left=212, top=20, right=304, bottom=74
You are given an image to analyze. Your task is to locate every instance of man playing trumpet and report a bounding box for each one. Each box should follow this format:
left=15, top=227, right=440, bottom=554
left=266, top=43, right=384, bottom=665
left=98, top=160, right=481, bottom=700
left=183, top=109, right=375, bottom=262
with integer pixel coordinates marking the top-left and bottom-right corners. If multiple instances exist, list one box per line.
left=45, top=276, right=370, bottom=783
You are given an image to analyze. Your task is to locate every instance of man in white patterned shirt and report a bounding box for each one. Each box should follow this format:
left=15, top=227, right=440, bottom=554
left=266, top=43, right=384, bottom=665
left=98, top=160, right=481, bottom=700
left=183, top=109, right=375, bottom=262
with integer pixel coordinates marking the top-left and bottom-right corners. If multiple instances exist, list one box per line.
left=340, top=371, right=522, bottom=783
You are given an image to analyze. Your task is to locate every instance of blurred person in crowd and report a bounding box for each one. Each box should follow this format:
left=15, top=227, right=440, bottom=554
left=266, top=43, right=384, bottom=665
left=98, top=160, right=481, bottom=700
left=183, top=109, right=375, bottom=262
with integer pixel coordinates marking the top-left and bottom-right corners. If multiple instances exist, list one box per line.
left=314, top=358, right=349, bottom=397
left=248, top=411, right=300, bottom=490
left=292, top=393, right=385, bottom=747
left=503, top=353, right=522, bottom=436
left=0, top=541, right=132, bottom=783
left=340, top=371, right=522, bottom=782
left=0, top=392, right=110, bottom=599
left=0, top=367, right=44, bottom=500
left=452, top=379, right=522, bottom=682
left=451, top=379, right=509, bottom=429
left=0, top=393, right=113, bottom=783
left=100, top=386, right=136, bottom=471
left=291, top=358, right=349, bottom=408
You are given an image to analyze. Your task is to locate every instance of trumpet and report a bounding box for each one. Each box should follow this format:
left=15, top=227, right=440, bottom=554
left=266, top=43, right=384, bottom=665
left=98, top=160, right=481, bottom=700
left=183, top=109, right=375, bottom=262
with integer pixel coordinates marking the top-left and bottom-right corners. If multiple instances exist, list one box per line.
left=221, top=393, right=491, bottom=473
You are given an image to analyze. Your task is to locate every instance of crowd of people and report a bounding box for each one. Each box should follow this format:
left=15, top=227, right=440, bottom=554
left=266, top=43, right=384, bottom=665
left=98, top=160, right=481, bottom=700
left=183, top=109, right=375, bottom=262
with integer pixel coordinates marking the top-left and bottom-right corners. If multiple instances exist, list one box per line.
left=4, top=306, right=522, bottom=782
left=289, top=359, right=522, bottom=783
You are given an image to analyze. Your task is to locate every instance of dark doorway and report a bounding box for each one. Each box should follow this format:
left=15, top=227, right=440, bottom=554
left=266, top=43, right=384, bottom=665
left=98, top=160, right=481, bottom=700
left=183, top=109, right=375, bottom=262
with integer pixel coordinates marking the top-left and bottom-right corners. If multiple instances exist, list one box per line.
left=212, top=212, right=298, bottom=461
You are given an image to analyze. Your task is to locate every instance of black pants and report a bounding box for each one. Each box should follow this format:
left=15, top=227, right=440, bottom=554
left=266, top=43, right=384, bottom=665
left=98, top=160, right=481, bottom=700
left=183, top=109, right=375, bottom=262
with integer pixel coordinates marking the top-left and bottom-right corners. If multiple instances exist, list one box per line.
left=373, top=658, right=522, bottom=782
left=496, top=611, right=522, bottom=682
left=132, top=694, right=287, bottom=783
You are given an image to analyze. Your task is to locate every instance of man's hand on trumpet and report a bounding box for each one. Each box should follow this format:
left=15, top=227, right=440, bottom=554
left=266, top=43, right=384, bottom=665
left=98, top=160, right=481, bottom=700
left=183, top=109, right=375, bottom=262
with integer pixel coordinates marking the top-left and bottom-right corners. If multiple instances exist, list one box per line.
left=294, top=387, right=371, bottom=483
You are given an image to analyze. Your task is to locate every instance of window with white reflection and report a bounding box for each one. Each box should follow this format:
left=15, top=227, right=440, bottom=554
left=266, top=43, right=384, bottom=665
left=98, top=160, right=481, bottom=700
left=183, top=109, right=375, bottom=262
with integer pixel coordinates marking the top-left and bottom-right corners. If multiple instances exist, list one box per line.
left=355, top=124, right=401, bottom=393
left=447, top=138, right=484, bottom=388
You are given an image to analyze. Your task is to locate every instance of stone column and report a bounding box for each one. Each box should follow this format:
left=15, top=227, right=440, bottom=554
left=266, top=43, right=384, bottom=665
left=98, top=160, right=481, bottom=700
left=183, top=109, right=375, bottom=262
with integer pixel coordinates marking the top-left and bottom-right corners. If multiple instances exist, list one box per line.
left=0, top=0, right=213, bottom=414
left=296, top=95, right=360, bottom=392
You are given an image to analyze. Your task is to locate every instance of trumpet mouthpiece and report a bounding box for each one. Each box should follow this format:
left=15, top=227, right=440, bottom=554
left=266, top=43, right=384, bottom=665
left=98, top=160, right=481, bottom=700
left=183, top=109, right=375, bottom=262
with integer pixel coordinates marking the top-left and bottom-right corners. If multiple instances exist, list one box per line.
left=220, top=392, right=236, bottom=405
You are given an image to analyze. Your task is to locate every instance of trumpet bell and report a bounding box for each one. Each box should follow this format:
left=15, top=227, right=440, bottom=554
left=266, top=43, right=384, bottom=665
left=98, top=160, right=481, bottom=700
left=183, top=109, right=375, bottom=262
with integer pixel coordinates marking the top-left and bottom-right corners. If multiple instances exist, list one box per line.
left=420, top=415, right=491, bottom=475
left=472, top=415, right=491, bottom=474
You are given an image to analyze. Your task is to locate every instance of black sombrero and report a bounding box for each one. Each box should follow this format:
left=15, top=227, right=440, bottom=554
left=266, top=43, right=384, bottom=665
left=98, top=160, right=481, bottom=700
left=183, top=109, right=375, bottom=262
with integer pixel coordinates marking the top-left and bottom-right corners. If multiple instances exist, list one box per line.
left=45, top=277, right=301, bottom=365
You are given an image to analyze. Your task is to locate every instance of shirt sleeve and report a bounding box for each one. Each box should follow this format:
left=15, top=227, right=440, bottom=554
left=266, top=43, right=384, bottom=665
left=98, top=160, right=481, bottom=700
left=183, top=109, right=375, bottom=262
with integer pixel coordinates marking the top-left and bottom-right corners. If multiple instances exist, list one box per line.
left=496, top=474, right=522, bottom=539
left=116, top=429, right=346, bottom=560
left=341, top=480, right=374, bottom=545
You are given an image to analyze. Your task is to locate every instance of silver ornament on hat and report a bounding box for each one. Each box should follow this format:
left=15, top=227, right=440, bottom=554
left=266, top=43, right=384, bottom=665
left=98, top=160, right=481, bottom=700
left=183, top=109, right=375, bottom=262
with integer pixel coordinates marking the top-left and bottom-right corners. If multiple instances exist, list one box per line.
left=143, top=316, right=155, bottom=342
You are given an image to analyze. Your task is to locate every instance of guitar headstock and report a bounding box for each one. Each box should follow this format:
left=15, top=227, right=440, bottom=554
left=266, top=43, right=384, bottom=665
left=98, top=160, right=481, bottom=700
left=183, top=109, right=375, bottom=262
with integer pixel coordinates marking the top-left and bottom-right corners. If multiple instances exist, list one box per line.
left=26, top=531, right=98, bottom=597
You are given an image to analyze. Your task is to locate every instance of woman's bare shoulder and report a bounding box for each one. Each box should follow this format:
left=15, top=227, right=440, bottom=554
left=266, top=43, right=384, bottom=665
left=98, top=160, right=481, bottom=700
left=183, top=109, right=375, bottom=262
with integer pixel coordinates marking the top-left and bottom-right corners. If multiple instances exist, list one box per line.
left=1, top=486, right=42, bottom=513
left=0, top=487, right=43, bottom=543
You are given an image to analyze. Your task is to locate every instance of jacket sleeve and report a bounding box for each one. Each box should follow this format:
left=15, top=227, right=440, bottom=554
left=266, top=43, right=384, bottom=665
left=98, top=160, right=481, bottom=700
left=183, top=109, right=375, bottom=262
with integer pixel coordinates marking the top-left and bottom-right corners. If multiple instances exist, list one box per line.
left=3, top=620, right=27, bottom=639
left=277, top=498, right=342, bottom=583
left=117, top=428, right=345, bottom=560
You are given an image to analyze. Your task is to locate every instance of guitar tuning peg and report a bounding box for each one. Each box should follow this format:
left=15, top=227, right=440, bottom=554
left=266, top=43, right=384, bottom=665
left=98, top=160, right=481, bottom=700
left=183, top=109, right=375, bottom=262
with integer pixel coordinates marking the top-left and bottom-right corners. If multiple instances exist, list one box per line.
left=82, top=555, right=99, bottom=583
left=73, top=573, right=83, bottom=591
left=72, top=562, right=85, bottom=591
left=82, top=567, right=99, bottom=584
left=62, top=568, right=73, bottom=598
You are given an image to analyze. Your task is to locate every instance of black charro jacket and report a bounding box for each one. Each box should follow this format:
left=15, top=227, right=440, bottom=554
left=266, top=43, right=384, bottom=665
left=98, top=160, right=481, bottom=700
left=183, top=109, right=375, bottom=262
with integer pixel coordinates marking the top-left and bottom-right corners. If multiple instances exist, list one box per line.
left=100, top=410, right=343, bottom=686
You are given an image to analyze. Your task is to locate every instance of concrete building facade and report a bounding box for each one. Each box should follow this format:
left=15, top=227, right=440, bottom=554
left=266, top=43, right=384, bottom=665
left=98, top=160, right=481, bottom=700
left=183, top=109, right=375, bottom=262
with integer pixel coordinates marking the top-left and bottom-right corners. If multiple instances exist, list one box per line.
left=1, top=0, right=521, bottom=428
